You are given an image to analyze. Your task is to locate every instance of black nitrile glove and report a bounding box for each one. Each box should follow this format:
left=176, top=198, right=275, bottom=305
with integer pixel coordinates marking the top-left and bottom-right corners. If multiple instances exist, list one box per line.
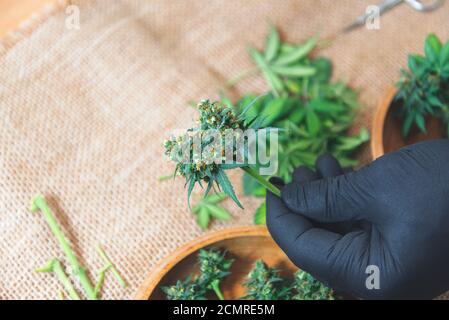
left=266, top=139, right=449, bottom=299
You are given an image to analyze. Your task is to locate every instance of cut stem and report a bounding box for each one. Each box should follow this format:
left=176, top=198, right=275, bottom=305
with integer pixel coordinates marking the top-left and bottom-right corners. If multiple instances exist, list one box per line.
left=96, top=244, right=127, bottom=288
left=30, top=195, right=97, bottom=300
left=94, top=265, right=111, bottom=297
left=211, top=280, right=225, bottom=300
left=241, top=167, right=281, bottom=197
left=36, top=258, right=80, bottom=300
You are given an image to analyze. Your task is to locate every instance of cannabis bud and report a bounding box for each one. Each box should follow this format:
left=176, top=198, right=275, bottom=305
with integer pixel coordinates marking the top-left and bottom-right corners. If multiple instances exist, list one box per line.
left=163, top=98, right=280, bottom=208
left=292, top=270, right=335, bottom=300
left=162, top=276, right=206, bottom=300
left=243, top=260, right=290, bottom=300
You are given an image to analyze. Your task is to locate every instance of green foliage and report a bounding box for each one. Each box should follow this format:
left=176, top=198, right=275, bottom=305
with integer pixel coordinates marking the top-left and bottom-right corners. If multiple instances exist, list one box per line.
left=253, top=202, right=266, bottom=225
left=242, top=260, right=291, bottom=300
left=226, top=26, right=370, bottom=223
left=197, top=249, right=234, bottom=299
left=243, top=261, right=336, bottom=300
left=162, top=248, right=233, bottom=300
left=249, top=27, right=318, bottom=96
left=192, top=192, right=231, bottom=230
left=396, top=33, right=449, bottom=137
left=163, top=249, right=335, bottom=300
left=291, top=270, right=335, bottom=300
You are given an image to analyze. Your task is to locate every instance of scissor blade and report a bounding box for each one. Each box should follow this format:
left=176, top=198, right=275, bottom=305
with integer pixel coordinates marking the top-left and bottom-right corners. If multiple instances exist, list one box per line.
left=342, top=18, right=365, bottom=33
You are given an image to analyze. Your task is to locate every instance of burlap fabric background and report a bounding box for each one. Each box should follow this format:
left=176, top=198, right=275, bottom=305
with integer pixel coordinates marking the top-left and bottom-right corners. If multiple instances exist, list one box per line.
left=1, top=0, right=448, bottom=300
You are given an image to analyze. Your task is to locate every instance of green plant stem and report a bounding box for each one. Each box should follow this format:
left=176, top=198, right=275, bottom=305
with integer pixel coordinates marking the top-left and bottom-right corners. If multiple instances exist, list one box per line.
left=36, top=258, right=80, bottom=300
left=158, top=175, right=173, bottom=182
left=211, top=280, right=225, bottom=300
left=30, top=194, right=97, bottom=300
left=96, top=245, right=127, bottom=288
left=94, top=265, right=111, bottom=296
left=241, top=167, right=281, bottom=197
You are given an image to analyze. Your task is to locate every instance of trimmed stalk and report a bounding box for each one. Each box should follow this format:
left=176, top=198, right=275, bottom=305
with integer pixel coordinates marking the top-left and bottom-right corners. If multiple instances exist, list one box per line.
left=241, top=166, right=281, bottom=197
left=36, top=258, right=80, bottom=300
left=97, top=245, right=127, bottom=288
left=210, top=279, right=225, bottom=300
left=30, top=194, right=97, bottom=300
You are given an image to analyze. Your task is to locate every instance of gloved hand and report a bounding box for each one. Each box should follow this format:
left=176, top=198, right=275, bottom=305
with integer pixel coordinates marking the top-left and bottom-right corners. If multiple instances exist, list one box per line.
left=266, top=139, right=449, bottom=299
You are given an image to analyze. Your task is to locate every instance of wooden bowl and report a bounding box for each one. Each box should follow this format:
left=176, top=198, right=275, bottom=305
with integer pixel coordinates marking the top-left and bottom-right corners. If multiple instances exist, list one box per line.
left=371, top=87, right=446, bottom=159
left=135, top=226, right=298, bottom=300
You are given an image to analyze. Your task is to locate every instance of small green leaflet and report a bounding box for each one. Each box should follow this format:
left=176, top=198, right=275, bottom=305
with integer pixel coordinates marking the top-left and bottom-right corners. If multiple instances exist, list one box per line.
left=253, top=202, right=266, bottom=225
left=264, top=25, right=280, bottom=62
left=192, top=192, right=232, bottom=230
left=216, top=169, right=243, bottom=209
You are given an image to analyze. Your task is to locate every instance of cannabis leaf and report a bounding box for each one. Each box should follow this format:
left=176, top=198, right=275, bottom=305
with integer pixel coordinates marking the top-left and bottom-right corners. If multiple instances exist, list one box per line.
left=248, top=27, right=317, bottom=96
left=253, top=202, right=266, bottom=225
left=192, top=192, right=231, bottom=230
left=226, top=26, right=370, bottom=224
left=396, top=33, right=449, bottom=137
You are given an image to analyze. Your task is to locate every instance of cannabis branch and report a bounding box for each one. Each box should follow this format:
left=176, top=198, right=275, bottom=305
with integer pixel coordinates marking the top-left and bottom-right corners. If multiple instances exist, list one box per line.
left=164, top=99, right=280, bottom=209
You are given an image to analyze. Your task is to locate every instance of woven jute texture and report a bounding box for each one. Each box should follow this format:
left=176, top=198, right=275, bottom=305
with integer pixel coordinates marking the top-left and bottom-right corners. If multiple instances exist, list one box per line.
left=1, top=0, right=449, bottom=300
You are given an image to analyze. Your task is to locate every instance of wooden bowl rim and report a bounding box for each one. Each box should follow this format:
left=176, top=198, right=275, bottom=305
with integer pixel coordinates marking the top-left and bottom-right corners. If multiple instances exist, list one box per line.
left=371, top=87, right=397, bottom=160
left=134, top=225, right=270, bottom=300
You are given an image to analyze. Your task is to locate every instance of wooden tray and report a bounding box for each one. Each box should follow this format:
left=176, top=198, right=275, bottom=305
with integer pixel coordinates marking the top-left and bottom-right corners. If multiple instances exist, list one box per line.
left=135, top=226, right=298, bottom=300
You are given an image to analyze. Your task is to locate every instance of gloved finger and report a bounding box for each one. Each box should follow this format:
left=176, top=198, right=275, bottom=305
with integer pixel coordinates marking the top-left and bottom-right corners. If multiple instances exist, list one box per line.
left=315, top=153, right=343, bottom=178
left=267, top=177, right=372, bottom=297
left=266, top=179, right=314, bottom=261
left=292, top=166, right=319, bottom=183
left=282, top=171, right=367, bottom=223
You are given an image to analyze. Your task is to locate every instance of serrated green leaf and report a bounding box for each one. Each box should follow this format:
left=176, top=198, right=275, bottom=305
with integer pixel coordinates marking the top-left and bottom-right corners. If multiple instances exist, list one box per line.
left=216, top=169, right=243, bottom=209
left=415, top=113, right=427, bottom=133
left=408, top=54, right=425, bottom=74
left=253, top=202, right=266, bottom=225
left=260, top=97, right=286, bottom=125
left=306, top=110, right=320, bottom=136
left=249, top=47, right=284, bottom=95
left=205, top=204, right=232, bottom=221
left=309, top=99, right=344, bottom=113
left=271, top=65, right=316, bottom=78
left=242, top=172, right=266, bottom=197
left=197, top=208, right=210, bottom=230
left=440, top=42, right=449, bottom=67
left=424, top=33, right=442, bottom=63
left=187, top=178, right=196, bottom=209
left=204, top=192, right=227, bottom=204
left=274, top=36, right=318, bottom=66
left=311, top=57, right=332, bottom=83
left=264, top=25, right=280, bottom=62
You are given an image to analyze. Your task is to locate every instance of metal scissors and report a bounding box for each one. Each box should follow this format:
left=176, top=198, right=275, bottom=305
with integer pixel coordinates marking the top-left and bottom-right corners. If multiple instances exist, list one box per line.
left=343, top=0, right=445, bottom=33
